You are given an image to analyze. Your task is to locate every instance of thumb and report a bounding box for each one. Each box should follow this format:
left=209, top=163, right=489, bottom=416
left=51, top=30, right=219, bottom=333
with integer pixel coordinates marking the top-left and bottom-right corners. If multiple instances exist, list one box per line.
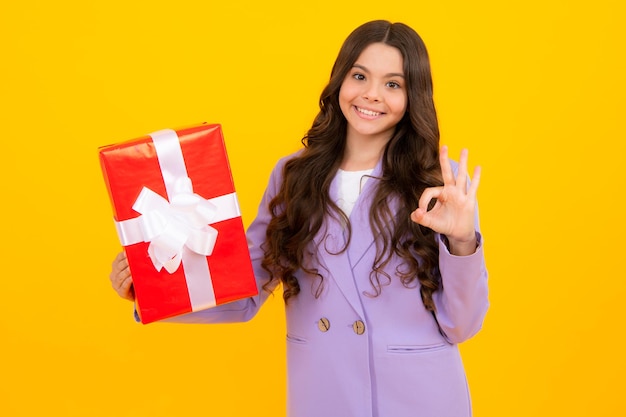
left=410, top=208, right=430, bottom=227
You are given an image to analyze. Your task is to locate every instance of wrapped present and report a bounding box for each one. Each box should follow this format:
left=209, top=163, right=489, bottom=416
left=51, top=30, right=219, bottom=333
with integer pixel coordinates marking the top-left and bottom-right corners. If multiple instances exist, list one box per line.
left=99, top=123, right=257, bottom=324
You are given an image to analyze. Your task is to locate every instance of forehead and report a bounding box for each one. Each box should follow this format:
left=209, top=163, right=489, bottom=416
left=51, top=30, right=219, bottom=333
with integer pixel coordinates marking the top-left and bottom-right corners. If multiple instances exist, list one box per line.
left=353, top=42, right=404, bottom=74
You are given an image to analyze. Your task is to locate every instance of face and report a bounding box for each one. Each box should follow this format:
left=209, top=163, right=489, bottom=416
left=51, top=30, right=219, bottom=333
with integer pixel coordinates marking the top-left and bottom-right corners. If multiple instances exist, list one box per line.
left=339, top=42, right=408, bottom=146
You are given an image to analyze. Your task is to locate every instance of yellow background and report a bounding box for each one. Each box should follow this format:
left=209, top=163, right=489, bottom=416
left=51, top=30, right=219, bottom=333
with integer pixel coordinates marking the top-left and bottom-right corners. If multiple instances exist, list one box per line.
left=1, top=0, right=624, bottom=415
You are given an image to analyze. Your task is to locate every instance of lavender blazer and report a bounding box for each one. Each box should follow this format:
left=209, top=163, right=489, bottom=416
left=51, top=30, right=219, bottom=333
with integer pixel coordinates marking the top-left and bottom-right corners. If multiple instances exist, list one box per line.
left=168, top=153, right=489, bottom=417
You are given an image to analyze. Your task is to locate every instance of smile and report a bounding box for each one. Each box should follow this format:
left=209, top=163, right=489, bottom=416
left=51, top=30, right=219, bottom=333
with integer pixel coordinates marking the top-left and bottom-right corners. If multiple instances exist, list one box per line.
left=355, top=106, right=382, bottom=117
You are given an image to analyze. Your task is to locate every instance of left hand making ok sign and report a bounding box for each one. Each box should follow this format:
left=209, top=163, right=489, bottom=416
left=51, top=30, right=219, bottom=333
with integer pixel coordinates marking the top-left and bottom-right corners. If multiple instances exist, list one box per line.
left=410, top=145, right=481, bottom=256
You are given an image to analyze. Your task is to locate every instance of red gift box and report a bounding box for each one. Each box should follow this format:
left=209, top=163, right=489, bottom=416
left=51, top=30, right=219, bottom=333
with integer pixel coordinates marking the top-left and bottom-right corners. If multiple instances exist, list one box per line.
left=99, top=123, right=257, bottom=324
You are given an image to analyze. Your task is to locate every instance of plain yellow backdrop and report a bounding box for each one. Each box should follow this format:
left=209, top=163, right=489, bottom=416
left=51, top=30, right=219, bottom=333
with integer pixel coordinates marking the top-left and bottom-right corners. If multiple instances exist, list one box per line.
left=1, top=1, right=624, bottom=416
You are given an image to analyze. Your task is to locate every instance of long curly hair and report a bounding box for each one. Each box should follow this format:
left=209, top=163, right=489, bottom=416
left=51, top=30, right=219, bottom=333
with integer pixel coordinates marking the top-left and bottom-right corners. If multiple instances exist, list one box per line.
left=261, top=20, right=443, bottom=312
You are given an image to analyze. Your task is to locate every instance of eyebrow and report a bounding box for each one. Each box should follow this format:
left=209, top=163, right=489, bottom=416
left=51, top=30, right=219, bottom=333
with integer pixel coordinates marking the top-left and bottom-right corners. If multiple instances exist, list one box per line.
left=352, top=64, right=405, bottom=78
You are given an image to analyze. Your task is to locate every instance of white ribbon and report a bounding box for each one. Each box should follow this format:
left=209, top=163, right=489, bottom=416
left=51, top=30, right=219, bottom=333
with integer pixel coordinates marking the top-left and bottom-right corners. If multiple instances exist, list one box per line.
left=114, top=129, right=241, bottom=310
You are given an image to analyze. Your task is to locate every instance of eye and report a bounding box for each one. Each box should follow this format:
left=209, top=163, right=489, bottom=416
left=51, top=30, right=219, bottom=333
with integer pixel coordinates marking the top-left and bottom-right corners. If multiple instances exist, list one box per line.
left=386, top=81, right=402, bottom=89
left=352, top=73, right=365, bottom=81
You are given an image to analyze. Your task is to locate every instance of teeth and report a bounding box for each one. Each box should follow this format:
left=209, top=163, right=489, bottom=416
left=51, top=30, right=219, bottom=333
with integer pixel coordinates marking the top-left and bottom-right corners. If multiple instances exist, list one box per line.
left=357, top=107, right=380, bottom=116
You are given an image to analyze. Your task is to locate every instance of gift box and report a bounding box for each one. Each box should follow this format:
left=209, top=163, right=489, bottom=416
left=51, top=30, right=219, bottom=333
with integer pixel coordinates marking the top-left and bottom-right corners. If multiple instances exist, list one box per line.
left=99, top=123, right=257, bottom=324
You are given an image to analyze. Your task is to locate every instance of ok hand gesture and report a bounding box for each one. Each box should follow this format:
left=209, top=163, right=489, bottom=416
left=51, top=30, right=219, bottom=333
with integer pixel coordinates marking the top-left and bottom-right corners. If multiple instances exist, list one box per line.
left=410, top=146, right=481, bottom=256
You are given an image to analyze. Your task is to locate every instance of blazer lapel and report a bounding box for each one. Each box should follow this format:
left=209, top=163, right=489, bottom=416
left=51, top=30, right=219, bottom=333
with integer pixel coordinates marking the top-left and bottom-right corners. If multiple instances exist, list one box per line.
left=347, top=160, right=383, bottom=269
left=310, top=160, right=387, bottom=317
left=310, top=172, right=366, bottom=318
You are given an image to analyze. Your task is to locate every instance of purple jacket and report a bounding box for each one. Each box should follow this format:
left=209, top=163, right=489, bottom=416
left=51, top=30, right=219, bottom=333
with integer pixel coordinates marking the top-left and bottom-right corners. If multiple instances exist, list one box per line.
left=168, top=153, right=489, bottom=417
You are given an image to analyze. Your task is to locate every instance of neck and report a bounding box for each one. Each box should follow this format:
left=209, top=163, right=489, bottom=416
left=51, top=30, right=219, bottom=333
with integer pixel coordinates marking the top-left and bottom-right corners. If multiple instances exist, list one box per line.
left=340, top=132, right=389, bottom=171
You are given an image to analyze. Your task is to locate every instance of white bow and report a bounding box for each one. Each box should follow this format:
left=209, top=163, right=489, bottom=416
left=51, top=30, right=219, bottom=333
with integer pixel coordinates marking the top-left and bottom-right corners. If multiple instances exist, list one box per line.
left=130, top=176, right=219, bottom=273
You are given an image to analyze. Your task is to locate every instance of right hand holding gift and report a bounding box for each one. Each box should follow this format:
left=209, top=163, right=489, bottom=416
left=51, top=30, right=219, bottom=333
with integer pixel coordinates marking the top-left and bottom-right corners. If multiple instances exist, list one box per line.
left=110, top=252, right=135, bottom=301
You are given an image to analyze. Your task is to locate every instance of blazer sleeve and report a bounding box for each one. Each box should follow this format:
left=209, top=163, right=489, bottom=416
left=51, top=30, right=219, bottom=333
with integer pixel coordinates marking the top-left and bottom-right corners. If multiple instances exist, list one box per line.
left=156, top=156, right=288, bottom=324
left=431, top=231, right=489, bottom=343
left=429, top=158, right=489, bottom=343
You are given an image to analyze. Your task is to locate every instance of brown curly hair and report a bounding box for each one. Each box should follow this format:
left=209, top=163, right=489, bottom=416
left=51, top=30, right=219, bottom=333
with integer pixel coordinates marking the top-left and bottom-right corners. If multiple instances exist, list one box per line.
left=261, top=20, right=443, bottom=312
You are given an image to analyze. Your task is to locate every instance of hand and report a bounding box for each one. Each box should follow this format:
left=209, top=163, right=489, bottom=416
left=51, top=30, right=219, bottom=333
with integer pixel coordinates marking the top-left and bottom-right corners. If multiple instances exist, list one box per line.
left=110, top=251, right=135, bottom=301
left=410, top=146, right=481, bottom=256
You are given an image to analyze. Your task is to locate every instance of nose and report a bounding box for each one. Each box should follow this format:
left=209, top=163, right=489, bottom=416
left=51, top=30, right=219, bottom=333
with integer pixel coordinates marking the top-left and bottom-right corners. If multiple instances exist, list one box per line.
left=362, top=83, right=381, bottom=102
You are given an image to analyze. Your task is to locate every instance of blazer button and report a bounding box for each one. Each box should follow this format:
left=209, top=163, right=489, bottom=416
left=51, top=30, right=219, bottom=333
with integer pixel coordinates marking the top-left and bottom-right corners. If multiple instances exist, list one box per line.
left=352, top=320, right=365, bottom=335
left=317, top=317, right=331, bottom=332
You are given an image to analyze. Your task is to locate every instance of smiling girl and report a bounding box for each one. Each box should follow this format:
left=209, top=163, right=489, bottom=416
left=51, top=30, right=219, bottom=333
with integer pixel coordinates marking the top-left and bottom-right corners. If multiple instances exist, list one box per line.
left=110, top=20, right=488, bottom=417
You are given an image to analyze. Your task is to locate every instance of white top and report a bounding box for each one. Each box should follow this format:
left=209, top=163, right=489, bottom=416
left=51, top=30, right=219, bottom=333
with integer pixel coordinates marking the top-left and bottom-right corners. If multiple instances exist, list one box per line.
left=336, top=168, right=374, bottom=217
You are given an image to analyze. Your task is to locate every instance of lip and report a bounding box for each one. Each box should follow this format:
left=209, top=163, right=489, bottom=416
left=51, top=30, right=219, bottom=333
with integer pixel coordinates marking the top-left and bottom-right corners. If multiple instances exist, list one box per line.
left=353, top=105, right=384, bottom=119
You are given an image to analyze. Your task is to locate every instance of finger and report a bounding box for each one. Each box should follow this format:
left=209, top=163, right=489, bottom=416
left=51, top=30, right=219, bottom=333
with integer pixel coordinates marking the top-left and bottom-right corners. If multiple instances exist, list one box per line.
left=112, top=251, right=128, bottom=269
left=110, top=256, right=130, bottom=287
left=467, top=165, right=482, bottom=197
left=111, top=268, right=128, bottom=289
left=118, top=276, right=135, bottom=300
left=418, top=186, right=443, bottom=211
left=411, top=204, right=438, bottom=227
left=113, top=268, right=133, bottom=295
left=111, top=253, right=129, bottom=278
left=410, top=207, right=428, bottom=226
left=456, top=148, right=469, bottom=191
left=439, top=145, right=455, bottom=185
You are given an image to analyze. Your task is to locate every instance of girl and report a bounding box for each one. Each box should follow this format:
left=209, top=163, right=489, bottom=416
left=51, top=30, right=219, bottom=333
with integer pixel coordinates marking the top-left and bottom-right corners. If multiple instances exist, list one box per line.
left=110, top=20, right=488, bottom=417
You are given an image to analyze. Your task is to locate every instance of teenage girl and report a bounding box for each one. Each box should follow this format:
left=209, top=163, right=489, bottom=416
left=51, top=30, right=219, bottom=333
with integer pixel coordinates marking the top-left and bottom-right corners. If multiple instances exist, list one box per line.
left=110, top=20, right=488, bottom=417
